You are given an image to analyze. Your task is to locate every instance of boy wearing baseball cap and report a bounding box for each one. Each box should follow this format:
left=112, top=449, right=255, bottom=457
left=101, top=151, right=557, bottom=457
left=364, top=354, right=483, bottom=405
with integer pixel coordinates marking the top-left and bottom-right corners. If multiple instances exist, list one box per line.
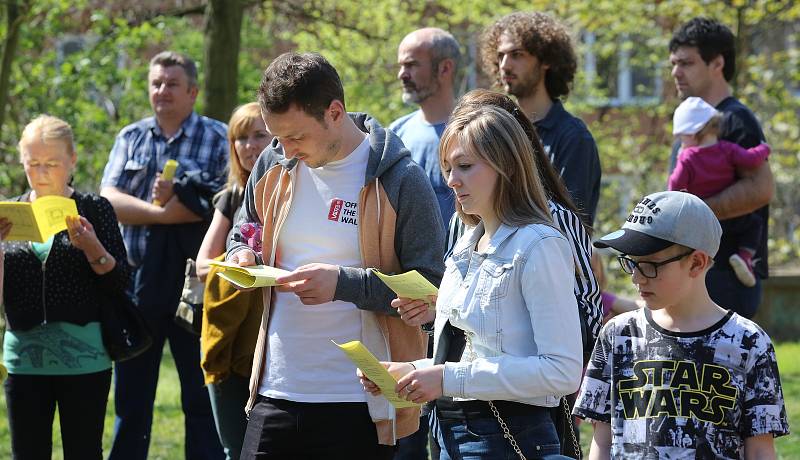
left=669, top=97, right=770, bottom=287
left=573, top=191, right=789, bottom=459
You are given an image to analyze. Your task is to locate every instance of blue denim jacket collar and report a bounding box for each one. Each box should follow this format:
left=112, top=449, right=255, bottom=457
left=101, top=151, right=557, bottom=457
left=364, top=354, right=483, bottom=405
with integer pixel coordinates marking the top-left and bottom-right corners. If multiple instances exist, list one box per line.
left=451, top=221, right=518, bottom=260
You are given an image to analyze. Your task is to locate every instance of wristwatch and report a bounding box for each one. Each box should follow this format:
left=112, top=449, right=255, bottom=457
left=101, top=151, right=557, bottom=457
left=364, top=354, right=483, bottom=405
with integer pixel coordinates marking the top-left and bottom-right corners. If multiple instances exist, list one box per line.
left=90, top=254, right=109, bottom=265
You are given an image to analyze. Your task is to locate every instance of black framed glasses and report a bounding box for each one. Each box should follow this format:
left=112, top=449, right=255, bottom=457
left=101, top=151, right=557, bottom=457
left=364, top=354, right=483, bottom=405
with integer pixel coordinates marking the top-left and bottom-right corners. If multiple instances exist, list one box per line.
left=617, top=249, right=695, bottom=279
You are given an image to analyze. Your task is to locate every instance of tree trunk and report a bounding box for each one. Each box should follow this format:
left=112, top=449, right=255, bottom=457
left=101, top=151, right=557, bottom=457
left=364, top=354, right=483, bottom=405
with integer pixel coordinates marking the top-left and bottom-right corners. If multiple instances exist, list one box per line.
left=202, top=0, right=245, bottom=122
left=0, top=0, right=29, bottom=135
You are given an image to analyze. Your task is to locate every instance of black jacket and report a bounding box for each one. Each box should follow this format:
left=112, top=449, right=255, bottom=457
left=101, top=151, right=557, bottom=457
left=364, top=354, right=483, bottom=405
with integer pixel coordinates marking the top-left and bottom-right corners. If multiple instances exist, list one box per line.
left=3, top=192, right=131, bottom=331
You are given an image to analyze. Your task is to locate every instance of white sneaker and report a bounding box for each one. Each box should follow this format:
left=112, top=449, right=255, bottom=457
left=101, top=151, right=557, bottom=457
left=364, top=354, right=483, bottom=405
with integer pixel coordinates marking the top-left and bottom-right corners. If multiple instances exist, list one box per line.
left=729, top=254, right=756, bottom=287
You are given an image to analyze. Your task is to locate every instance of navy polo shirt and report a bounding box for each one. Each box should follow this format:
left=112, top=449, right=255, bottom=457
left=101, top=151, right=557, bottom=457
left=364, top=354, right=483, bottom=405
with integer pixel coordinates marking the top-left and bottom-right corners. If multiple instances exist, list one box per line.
left=534, top=101, right=601, bottom=224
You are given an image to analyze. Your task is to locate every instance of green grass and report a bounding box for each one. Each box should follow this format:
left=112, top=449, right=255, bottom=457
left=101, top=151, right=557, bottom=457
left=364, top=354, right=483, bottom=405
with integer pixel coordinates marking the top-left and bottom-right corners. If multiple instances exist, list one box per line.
left=1, top=343, right=798, bottom=459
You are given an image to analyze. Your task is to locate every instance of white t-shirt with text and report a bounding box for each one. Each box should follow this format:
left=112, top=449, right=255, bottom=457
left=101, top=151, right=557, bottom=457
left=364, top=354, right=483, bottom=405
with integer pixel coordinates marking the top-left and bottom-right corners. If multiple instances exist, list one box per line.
left=259, top=136, right=370, bottom=402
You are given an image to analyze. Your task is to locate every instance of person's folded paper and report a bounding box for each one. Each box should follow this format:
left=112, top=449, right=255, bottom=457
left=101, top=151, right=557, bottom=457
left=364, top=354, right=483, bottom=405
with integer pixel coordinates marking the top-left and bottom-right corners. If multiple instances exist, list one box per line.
left=333, top=340, right=419, bottom=409
left=208, top=261, right=291, bottom=288
left=373, top=269, right=438, bottom=305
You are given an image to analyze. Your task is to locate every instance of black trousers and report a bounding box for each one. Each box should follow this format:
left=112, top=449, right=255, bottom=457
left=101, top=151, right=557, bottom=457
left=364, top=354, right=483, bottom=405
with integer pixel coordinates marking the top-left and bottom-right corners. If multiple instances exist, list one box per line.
left=4, top=369, right=112, bottom=460
left=241, top=396, right=396, bottom=460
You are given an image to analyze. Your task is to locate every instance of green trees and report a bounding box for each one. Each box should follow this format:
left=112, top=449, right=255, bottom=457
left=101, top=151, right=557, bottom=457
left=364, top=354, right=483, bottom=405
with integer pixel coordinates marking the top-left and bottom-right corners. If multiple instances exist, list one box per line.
left=1, top=0, right=798, bottom=269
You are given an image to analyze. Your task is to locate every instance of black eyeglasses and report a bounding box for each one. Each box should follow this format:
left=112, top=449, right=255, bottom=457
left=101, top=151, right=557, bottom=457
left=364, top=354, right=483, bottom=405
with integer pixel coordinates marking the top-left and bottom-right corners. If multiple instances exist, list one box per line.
left=617, top=250, right=695, bottom=279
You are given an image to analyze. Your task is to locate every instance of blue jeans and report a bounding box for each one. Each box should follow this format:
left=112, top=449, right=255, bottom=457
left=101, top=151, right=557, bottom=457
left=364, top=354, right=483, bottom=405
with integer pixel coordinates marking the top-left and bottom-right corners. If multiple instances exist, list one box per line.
left=395, top=412, right=431, bottom=459
left=706, top=265, right=762, bottom=319
left=208, top=373, right=250, bottom=460
left=433, top=408, right=571, bottom=460
left=109, top=316, right=223, bottom=460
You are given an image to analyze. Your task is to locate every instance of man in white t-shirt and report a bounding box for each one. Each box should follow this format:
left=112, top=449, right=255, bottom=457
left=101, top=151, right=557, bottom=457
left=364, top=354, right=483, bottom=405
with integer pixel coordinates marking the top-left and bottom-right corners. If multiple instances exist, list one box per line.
left=227, top=52, right=445, bottom=460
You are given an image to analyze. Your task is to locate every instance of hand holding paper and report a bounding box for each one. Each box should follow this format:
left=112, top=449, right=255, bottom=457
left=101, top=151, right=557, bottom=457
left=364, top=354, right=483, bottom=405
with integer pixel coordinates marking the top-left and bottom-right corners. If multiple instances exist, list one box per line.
left=374, top=270, right=438, bottom=304
left=333, top=340, right=419, bottom=409
left=0, top=195, right=78, bottom=242
left=209, top=260, right=291, bottom=288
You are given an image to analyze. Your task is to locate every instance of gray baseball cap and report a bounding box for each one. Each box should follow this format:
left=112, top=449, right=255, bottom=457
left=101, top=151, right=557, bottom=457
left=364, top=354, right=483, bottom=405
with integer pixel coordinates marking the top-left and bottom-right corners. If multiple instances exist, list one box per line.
left=594, top=191, right=722, bottom=256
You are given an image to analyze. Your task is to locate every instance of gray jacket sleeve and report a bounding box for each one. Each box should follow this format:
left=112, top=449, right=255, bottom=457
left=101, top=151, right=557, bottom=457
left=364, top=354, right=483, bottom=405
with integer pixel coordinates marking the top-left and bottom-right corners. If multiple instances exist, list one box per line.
left=334, top=161, right=446, bottom=315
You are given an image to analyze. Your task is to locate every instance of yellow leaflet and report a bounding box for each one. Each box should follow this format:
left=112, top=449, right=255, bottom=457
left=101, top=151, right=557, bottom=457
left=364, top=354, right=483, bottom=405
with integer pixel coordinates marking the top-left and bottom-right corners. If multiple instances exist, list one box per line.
left=153, top=159, right=178, bottom=207
left=332, top=340, right=419, bottom=409
left=208, top=260, right=291, bottom=288
left=373, top=270, right=438, bottom=304
left=0, top=195, right=78, bottom=242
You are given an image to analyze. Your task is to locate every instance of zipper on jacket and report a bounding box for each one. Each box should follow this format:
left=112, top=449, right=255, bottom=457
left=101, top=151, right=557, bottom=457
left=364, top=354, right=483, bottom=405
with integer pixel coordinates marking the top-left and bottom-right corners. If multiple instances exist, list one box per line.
left=247, top=168, right=295, bottom=419
left=31, top=240, right=51, bottom=326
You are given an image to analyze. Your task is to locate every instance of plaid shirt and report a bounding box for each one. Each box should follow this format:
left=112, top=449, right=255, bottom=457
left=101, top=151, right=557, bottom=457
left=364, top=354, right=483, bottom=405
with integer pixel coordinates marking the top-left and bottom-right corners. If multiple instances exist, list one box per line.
left=101, top=112, right=228, bottom=267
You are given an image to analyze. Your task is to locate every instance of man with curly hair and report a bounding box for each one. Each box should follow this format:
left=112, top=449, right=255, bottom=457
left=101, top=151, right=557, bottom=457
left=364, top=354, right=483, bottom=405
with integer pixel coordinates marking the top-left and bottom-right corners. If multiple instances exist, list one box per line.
left=480, top=12, right=600, bottom=225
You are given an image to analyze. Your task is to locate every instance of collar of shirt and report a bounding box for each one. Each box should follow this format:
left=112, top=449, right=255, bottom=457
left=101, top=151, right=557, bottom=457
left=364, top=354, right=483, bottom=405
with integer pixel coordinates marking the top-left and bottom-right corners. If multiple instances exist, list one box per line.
left=533, top=99, right=566, bottom=131
left=148, top=111, right=199, bottom=142
left=451, top=222, right=517, bottom=260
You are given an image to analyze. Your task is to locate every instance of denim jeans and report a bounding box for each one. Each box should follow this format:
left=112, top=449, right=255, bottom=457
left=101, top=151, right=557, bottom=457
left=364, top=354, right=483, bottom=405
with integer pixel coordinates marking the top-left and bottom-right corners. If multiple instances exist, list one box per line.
left=209, top=373, right=250, bottom=460
left=394, top=412, right=431, bottom=460
left=434, top=407, right=572, bottom=460
left=706, top=265, right=762, bottom=319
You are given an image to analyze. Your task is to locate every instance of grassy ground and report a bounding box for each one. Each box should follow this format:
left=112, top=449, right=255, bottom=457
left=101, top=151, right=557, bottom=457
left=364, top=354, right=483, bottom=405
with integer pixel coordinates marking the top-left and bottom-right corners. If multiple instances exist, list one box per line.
left=0, top=343, right=798, bottom=459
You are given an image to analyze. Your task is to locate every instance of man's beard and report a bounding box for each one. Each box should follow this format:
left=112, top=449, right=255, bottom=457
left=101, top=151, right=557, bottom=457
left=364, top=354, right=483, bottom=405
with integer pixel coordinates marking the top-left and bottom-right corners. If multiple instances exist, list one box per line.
left=502, top=65, right=543, bottom=99
left=401, top=78, right=439, bottom=104
left=307, top=140, right=341, bottom=168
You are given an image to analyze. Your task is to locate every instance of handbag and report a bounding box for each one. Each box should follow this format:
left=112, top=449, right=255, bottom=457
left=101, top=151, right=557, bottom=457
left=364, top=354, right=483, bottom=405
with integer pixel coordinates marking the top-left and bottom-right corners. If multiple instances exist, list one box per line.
left=100, top=290, right=153, bottom=362
left=80, top=193, right=152, bottom=362
left=175, top=258, right=204, bottom=335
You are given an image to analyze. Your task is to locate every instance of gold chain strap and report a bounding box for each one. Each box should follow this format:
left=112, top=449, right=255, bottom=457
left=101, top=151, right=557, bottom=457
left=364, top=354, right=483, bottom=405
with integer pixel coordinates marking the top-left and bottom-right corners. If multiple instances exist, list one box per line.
left=562, top=396, right=582, bottom=459
left=464, top=333, right=527, bottom=460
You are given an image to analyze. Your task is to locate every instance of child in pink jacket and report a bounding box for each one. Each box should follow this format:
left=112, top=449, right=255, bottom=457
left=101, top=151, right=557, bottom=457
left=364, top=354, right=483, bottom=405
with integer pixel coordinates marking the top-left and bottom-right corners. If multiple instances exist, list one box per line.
left=668, top=97, right=770, bottom=287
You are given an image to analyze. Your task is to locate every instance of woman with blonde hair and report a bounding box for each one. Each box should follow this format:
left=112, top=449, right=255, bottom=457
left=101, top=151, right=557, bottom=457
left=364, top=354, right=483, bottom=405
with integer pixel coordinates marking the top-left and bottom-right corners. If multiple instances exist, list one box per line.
left=361, top=106, right=581, bottom=459
left=195, top=102, right=271, bottom=460
left=0, top=115, right=130, bottom=459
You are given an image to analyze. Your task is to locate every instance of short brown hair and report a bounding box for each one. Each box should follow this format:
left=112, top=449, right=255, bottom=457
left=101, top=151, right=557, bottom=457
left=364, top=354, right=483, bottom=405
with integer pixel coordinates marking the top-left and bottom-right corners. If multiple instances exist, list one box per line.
left=439, top=105, right=552, bottom=227
left=258, top=52, right=345, bottom=122
left=480, top=12, right=577, bottom=100
left=150, top=51, right=198, bottom=88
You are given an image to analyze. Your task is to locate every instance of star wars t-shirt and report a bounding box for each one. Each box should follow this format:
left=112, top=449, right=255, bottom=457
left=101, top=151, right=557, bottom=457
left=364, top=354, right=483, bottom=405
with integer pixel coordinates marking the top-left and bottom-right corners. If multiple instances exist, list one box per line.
left=574, top=308, right=789, bottom=459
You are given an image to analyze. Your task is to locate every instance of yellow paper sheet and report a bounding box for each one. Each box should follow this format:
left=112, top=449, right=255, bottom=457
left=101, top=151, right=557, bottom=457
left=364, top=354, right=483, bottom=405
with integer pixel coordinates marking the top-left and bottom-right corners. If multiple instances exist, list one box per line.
left=333, top=340, right=419, bottom=409
left=208, top=260, right=291, bottom=288
left=374, top=270, right=438, bottom=302
left=0, top=195, right=78, bottom=242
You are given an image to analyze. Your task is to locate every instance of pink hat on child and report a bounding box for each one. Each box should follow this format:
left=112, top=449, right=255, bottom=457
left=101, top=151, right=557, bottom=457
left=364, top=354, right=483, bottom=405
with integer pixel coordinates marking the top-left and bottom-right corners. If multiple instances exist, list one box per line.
left=672, top=97, right=718, bottom=136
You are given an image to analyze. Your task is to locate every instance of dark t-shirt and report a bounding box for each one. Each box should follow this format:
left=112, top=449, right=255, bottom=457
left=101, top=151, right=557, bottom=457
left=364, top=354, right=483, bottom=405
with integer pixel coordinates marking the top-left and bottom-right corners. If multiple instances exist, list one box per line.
left=213, top=186, right=244, bottom=221
left=669, top=97, right=768, bottom=278
left=534, top=101, right=601, bottom=225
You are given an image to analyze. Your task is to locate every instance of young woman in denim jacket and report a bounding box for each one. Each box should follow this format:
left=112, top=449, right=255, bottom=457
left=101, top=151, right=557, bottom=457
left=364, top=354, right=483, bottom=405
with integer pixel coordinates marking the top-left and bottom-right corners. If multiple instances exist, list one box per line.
left=361, top=106, right=582, bottom=459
